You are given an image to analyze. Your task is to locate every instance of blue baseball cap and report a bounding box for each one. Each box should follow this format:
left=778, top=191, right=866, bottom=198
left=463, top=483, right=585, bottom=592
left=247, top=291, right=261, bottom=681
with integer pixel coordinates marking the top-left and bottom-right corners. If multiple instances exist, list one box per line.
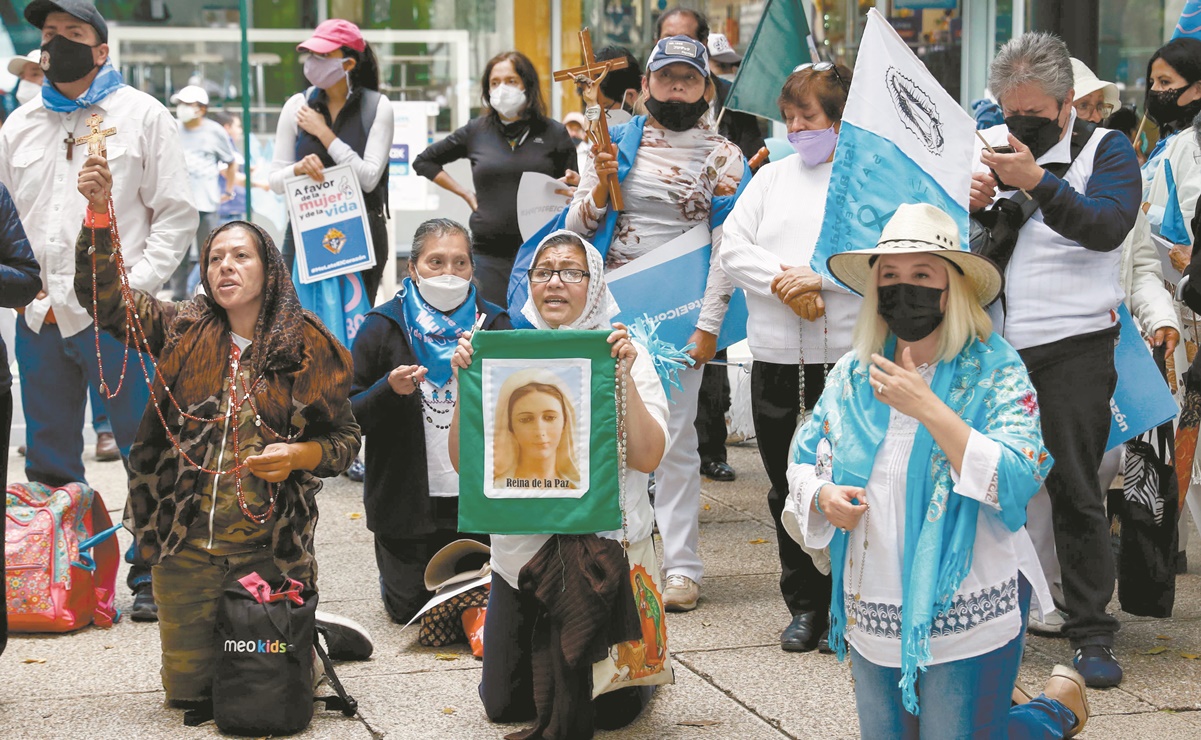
left=646, top=35, right=709, bottom=77
left=25, top=1, right=108, bottom=44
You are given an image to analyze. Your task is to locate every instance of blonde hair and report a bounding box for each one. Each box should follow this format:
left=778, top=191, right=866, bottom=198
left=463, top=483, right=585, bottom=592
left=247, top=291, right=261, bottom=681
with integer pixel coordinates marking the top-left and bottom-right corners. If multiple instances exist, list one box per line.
left=492, top=369, right=581, bottom=487
left=850, top=259, right=993, bottom=365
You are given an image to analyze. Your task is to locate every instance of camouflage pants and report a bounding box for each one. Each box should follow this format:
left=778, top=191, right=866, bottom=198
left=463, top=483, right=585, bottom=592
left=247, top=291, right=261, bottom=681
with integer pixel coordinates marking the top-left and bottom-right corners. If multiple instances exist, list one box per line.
left=152, top=544, right=278, bottom=702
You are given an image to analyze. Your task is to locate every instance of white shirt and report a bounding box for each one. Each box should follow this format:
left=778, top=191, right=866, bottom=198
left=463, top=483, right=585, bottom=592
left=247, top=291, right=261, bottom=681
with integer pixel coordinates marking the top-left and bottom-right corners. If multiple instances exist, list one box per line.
left=491, top=346, right=670, bottom=589
left=0, top=85, right=197, bottom=337
left=268, top=91, right=395, bottom=195
left=721, top=157, right=861, bottom=365
left=783, top=365, right=1052, bottom=667
left=421, top=376, right=459, bottom=497
left=975, top=111, right=1121, bottom=349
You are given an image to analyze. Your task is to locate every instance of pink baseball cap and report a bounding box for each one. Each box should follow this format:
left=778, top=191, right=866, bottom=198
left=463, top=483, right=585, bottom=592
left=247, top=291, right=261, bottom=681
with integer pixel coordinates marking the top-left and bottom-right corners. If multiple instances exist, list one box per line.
left=297, top=19, right=365, bottom=54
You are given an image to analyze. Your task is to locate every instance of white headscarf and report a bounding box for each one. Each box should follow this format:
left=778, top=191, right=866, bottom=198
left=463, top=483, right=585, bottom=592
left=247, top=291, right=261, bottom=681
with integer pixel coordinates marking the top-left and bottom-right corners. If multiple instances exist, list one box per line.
left=520, top=230, right=621, bottom=331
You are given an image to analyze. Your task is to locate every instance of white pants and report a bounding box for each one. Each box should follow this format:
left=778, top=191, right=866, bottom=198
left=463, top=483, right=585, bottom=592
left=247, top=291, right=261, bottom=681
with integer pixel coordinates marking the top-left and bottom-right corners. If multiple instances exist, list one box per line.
left=653, top=366, right=705, bottom=583
left=1027, top=445, right=1124, bottom=608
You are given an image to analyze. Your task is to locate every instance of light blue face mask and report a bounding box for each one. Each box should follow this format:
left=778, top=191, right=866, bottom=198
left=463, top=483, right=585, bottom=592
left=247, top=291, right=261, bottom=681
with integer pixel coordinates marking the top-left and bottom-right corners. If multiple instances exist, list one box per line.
left=787, top=125, right=839, bottom=167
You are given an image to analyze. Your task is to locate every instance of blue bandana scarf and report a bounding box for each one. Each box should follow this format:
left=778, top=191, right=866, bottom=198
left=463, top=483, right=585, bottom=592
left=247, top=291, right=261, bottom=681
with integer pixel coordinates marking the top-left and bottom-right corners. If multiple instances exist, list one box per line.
left=41, top=61, right=124, bottom=113
left=399, top=277, right=478, bottom=388
left=790, top=334, right=1052, bottom=715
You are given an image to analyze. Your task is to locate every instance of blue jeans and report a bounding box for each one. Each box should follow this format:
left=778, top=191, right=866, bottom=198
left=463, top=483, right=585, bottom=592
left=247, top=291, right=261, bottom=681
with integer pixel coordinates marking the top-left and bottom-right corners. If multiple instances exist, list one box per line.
left=15, top=315, right=152, bottom=486
left=850, top=580, right=1077, bottom=739
left=89, top=384, right=112, bottom=435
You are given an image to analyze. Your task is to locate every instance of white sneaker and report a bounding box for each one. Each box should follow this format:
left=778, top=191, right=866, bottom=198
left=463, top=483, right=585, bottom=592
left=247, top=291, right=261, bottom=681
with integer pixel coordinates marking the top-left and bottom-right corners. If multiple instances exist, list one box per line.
left=315, top=610, right=374, bottom=660
left=1028, top=608, right=1067, bottom=637
left=663, top=574, right=700, bottom=612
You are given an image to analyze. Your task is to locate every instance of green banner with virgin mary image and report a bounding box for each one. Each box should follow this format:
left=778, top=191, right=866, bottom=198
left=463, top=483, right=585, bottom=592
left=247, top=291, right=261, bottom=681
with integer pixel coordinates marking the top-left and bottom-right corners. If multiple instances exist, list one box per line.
left=458, top=330, right=621, bottom=535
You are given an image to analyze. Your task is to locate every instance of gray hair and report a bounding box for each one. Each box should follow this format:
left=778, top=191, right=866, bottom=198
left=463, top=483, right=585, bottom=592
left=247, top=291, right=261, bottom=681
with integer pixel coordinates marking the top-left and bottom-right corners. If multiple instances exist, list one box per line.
left=989, top=32, right=1074, bottom=106
left=410, top=218, right=473, bottom=265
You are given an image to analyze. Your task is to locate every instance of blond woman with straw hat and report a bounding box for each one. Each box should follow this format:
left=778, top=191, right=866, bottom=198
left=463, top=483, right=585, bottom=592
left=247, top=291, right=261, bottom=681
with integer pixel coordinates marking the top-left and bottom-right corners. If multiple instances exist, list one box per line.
left=783, top=203, right=1089, bottom=737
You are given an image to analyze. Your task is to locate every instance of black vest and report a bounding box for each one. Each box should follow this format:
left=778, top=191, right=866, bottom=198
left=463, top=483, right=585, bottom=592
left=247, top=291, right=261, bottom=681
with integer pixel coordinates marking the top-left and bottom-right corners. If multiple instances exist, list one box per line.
left=294, top=86, right=389, bottom=216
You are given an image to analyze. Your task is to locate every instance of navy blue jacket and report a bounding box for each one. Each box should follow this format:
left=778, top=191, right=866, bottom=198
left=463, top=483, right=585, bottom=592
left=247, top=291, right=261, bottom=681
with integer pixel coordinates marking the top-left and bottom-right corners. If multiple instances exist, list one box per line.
left=0, top=184, right=41, bottom=393
left=349, top=290, right=509, bottom=536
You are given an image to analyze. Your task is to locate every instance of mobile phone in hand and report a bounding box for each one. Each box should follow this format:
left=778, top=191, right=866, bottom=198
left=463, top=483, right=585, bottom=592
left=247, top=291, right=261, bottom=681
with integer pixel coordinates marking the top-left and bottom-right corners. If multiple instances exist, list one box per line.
left=989, top=146, right=1017, bottom=191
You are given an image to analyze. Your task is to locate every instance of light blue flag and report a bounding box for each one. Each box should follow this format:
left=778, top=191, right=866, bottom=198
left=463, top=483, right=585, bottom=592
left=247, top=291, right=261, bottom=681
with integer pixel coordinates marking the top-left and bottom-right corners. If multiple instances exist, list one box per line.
left=1174, top=0, right=1201, bottom=40
left=605, top=225, right=749, bottom=352
left=1108, top=304, right=1178, bottom=450
left=1161, top=160, right=1191, bottom=245
left=810, top=9, right=975, bottom=282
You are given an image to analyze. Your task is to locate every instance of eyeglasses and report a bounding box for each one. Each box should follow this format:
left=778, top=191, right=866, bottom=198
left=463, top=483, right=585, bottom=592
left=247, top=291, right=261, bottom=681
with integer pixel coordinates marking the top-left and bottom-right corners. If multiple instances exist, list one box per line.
left=793, top=61, right=849, bottom=92
left=1074, top=100, right=1114, bottom=118
left=529, top=267, right=590, bottom=283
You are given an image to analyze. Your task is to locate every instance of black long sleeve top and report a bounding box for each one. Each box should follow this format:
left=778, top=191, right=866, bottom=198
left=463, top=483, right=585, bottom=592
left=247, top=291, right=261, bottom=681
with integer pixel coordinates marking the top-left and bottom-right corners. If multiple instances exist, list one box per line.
left=413, top=115, right=578, bottom=259
left=0, top=183, right=41, bottom=393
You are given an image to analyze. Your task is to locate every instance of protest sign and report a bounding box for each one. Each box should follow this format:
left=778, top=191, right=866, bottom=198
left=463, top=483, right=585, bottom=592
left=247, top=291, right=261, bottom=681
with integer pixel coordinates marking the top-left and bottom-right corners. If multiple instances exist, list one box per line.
left=390, top=101, right=438, bottom=211
left=1109, top=304, right=1178, bottom=450
left=285, top=163, right=375, bottom=284
left=458, top=330, right=622, bottom=535
left=517, top=172, right=572, bottom=242
left=606, top=225, right=748, bottom=351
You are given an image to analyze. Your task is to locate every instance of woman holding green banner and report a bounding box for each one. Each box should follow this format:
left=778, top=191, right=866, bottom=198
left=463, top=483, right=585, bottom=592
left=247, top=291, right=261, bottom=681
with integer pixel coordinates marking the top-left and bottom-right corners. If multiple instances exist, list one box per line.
left=450, top=230, right=671, bottom=735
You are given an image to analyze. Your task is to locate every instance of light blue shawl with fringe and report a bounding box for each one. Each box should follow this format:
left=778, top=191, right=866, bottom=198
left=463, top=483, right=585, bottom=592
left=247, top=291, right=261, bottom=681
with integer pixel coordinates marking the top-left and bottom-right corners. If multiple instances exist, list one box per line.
left=789, top=332, right=1052, bottom=715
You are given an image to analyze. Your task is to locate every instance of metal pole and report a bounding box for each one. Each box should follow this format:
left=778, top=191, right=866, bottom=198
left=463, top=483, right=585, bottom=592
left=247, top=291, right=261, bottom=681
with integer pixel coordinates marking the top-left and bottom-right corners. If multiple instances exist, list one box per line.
left=240, top=0, right=253, bottom=221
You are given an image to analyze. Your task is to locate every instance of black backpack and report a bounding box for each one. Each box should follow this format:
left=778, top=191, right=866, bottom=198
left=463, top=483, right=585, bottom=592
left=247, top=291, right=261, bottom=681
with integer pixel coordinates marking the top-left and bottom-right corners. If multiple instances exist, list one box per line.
left=969, top=118, right=1098, bottom=291
left=184, top=574, right=357, bottom=735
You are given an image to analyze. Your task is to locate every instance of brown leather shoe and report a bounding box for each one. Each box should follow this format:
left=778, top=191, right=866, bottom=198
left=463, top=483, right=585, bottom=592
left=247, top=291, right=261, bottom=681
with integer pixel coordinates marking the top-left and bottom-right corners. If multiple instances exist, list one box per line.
left=1044, top=664, right=1089, bottom=737
left=95, top=431, right=120, bottom=462
left=1011, top=681, right=1034, bottom=706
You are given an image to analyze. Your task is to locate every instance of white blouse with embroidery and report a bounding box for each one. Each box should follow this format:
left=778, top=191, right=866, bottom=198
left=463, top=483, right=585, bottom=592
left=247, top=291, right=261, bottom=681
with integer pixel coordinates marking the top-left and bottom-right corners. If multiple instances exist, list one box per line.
left=783, top=365, right=1052, bottom=668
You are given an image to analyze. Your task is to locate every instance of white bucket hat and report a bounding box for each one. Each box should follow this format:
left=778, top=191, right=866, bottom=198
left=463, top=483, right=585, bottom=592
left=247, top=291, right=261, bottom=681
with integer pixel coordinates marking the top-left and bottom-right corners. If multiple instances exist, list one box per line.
left=6, top=49, right=40, bottom=77
left=1070, top=58, right=1119, bottom=113
left=826, top=203, right=1003, bottom=306
left=423, top=539, right=491, bottom=593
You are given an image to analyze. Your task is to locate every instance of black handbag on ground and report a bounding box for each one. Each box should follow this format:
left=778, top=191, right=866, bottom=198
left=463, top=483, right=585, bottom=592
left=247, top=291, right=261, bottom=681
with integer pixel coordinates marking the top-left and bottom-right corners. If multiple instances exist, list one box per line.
left=184, top=572, right=357, bottom=735
left=1117, top=345, right=1180, bottom=618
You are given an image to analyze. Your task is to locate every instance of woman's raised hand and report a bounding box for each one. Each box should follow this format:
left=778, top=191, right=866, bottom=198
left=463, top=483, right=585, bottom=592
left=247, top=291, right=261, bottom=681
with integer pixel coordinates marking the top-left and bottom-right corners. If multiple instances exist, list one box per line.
left=816, top=484, right=868, bottom=531
left=591, top=143, right=618, bottom=208
left=388, top=364, right=428, bottom=396
left=608, top=322, right=638, bottom=364
left=244, top=443, right=298, bottom=483
left=451, top=332, right=475, bottom=375
left=869, top=348, right=937, bottom=421
left=293, top=153, right=326, bottom=182
left=77, top=154, right=113, bottom=213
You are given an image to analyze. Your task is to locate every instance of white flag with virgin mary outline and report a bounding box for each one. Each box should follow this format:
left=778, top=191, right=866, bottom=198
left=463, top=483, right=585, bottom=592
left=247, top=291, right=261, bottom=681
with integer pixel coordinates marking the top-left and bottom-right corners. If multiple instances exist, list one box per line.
left=810, top=8, right=976, bottom=283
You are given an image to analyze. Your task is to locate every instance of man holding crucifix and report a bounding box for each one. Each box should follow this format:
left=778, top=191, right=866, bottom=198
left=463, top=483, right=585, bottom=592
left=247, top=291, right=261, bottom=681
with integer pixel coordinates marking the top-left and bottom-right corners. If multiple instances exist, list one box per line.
left=0, top=0, right=194, bottom=622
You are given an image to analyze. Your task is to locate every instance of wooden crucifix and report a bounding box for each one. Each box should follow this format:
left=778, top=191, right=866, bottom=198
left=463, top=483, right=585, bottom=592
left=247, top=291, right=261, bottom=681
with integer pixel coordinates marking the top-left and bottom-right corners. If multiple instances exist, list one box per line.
left=72, top=113, right=117, bottom=159
left=554, top=28, right=627, bottom=211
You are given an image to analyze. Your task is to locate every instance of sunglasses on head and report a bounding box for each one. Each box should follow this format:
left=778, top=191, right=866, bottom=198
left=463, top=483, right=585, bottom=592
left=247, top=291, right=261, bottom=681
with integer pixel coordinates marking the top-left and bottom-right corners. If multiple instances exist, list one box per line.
left=793, top=61, right=849, bottom=92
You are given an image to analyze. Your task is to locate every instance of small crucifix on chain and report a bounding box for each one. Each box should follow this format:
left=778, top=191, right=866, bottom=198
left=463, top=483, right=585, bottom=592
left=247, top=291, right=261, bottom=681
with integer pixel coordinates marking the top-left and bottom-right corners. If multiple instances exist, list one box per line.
left=71, top=113, right=117, bottom=160
left=553, top=28, right=627, bottom=211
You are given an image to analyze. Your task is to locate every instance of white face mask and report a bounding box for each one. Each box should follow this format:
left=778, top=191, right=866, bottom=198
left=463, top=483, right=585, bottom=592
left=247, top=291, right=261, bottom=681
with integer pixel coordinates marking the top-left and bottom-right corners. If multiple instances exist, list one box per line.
left=176, top=104, right=199, bottom=123
left=15, top=79, right=40, bottom=105
left=417, top=273, right=472, bottom=313
left=489, top=83, right=526, bottom=120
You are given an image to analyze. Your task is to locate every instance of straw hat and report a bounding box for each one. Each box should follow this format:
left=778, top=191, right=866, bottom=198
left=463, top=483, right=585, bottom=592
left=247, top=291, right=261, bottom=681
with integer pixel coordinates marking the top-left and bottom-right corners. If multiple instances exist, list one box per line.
left=826, top=203, right=1003, bottom=306
left=423, top=539, right=491, bottom=593
left=1070, top=58, right=1119, bottom=113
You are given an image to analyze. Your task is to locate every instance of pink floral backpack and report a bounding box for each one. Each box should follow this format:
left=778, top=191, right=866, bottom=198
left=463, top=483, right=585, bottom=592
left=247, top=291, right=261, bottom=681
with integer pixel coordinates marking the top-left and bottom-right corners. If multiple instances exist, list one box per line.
left=5, top=482, right=122, bottom=632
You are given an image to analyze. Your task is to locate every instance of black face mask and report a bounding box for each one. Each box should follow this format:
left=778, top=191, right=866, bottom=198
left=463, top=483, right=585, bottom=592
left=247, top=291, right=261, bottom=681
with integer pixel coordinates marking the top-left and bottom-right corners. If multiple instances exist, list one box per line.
left=1004, top=114, right=1063, bottom=160
left=644, top=96, right=709, bottom=132
left=1146, top=86, right=1201, bottom=130
left=877, top=283, right=946, bottom=342
left=40, top=35, right=100, bottom=84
